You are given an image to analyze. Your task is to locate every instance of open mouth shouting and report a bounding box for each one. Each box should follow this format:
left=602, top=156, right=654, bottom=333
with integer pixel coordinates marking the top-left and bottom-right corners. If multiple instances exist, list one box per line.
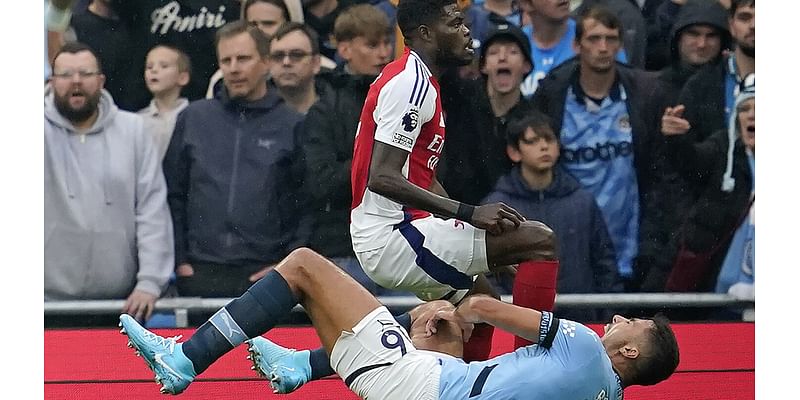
left=465, top=38, right=476, bottom=56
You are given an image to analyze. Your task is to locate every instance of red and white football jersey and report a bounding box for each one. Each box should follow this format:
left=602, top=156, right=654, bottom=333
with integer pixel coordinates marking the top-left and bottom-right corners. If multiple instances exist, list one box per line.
left=350, top=48, right=446, bottom=252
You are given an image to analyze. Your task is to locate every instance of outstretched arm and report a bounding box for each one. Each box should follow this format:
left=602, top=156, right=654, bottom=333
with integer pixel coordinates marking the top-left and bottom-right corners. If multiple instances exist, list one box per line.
left=368, top=142, right=525, bottom=235
left=368, top=142, right=460, bottom=216
left=426, top=295, right=544, bottom=343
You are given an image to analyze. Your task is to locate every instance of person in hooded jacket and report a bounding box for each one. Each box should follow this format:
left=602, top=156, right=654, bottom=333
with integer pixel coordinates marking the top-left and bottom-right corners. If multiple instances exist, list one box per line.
left=483, top=110, right=621, bottom=321
left=659, top=74, right=754, bottom=296
left=675, top=0, right=754, bottom=144
left=45, top=42, right=174, bottom=323
left=654, top=0, right=730, bottom=111
left=634, top=0, right=731, bottom=291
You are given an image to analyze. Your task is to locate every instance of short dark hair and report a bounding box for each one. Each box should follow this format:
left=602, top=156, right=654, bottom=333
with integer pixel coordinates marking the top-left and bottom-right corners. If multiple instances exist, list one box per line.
left=242, top=0, right=290, bottom=21
left=730, top=0, right=755, bottom=17
left=397, top=0, right=453, bottom=39
left=270, top=22, right=320, bottom=55
left=575, top=6, right=622, bottom=41
left=148, top=44, right=192, bottom=76
left=215, top=20, right=271, bottom=58
left=53, top=42, right=103, bottom=73
left=506, top=110, right=556, bottom=149
left=633, top=314, right=680, bottom=386
left=334, top=4, right=392, bottom=43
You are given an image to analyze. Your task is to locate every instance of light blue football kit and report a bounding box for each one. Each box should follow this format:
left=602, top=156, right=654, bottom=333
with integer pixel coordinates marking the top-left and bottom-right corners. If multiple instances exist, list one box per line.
left=438, top=312, right=623, bottom=400
left=558, top=80, right=639, bottom=278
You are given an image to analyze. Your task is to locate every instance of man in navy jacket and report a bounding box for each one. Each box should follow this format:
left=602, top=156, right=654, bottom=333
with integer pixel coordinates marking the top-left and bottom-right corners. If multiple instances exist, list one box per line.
left=163, top=21, right=309, bottom=298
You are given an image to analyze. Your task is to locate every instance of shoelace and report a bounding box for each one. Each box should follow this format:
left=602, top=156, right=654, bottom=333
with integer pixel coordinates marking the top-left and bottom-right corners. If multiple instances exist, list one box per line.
left=141, top=331, right=183, bottom=354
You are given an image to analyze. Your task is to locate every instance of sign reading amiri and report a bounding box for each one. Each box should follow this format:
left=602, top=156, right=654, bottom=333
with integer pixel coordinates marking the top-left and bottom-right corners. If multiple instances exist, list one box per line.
left=150, top=1, right=229, bottom=34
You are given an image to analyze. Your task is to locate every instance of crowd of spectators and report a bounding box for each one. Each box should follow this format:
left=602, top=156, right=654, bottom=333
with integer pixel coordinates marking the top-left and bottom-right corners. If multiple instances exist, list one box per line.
left=44, top=0, right=756, bottom=323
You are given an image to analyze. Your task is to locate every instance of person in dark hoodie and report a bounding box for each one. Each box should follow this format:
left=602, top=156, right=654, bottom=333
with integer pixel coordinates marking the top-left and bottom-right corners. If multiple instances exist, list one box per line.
left=301, top=4, right=394, bottom=294
left=654, top=0, right=730, bottom=110
left=674, top=0, right=754, bottom=143
left=163, top=21, right=309, bottom=298
left=483, top=111, right=621, bottom=321
left=662, top=74, right=755, bottom=304
left=635, top=0, right=730, bottom=291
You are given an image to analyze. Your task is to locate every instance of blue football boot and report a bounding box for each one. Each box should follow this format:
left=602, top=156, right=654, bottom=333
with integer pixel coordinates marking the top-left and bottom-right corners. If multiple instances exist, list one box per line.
left=119, top=314, right=197, bottom=395
left=246, top=336, right=312, bottom=394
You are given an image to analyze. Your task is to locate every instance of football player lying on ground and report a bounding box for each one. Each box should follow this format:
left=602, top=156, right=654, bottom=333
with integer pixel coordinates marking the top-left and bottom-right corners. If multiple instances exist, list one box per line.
left=120, top=247, right=680, bottom=399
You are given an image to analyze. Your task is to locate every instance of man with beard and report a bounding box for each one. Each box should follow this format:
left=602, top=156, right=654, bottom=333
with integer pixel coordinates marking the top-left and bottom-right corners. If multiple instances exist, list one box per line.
left=44, top=42, right=174, bottom=323
left=163, top=21, right=308, bottom=299
left=532, top=7, right=661, bottom=288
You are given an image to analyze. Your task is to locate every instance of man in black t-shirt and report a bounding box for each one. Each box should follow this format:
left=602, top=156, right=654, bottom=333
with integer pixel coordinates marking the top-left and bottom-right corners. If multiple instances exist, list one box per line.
left=69, top=0, right=134, bottom=109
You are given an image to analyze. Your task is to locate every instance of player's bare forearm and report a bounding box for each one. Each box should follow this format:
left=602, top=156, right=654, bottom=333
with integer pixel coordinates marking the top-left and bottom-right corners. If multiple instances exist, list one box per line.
left=368, top=142, right=461, bottom=218
left=368, top=142, right=526, bottom=235
left=429, top=176, right=449, bottom=198
left=458, top=296, right=543, bottom=342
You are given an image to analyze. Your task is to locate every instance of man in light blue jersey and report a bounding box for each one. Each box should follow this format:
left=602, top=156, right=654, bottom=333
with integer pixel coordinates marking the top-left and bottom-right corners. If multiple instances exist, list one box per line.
left=119, top=247, right=680, bottom=399
left=532, top=7, right=662, bottom=286
left=516, top=0, right=627, bottom=97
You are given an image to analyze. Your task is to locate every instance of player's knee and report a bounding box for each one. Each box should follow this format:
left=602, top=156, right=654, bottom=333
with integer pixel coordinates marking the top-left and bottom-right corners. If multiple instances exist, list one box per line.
left=287, top=247, right=324, bottom=265
left=282, top=247, right=326, bottom=279
left=520, top=221, right=558, bottom=259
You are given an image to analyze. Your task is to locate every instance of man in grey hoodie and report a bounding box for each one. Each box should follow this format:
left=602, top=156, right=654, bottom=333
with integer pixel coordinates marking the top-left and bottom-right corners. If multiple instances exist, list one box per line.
left=45, top=42, right=174, bottom=322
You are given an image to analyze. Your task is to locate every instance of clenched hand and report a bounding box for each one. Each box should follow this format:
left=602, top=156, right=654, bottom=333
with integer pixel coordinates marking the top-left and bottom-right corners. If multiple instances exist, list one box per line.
left=470, top=203, right=526, bottom=236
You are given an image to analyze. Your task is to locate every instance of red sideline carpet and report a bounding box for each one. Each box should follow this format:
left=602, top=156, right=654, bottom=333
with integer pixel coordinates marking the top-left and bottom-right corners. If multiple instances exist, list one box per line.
left=45, top=323, right=754, bottom=400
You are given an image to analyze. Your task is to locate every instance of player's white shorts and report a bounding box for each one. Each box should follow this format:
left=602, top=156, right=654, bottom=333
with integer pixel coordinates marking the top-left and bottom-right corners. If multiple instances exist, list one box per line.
left=330, top=306, right=442, bottom=400
left=356, top=216, right=489, bottom=303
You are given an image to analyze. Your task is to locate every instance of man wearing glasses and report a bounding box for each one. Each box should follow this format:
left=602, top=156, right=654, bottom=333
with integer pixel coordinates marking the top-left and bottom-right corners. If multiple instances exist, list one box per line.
left=44, top=42, right=174, bottom=324
left=268, top=22, right=325, bottom=114
left=162, top=21, right=310, bottom=302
